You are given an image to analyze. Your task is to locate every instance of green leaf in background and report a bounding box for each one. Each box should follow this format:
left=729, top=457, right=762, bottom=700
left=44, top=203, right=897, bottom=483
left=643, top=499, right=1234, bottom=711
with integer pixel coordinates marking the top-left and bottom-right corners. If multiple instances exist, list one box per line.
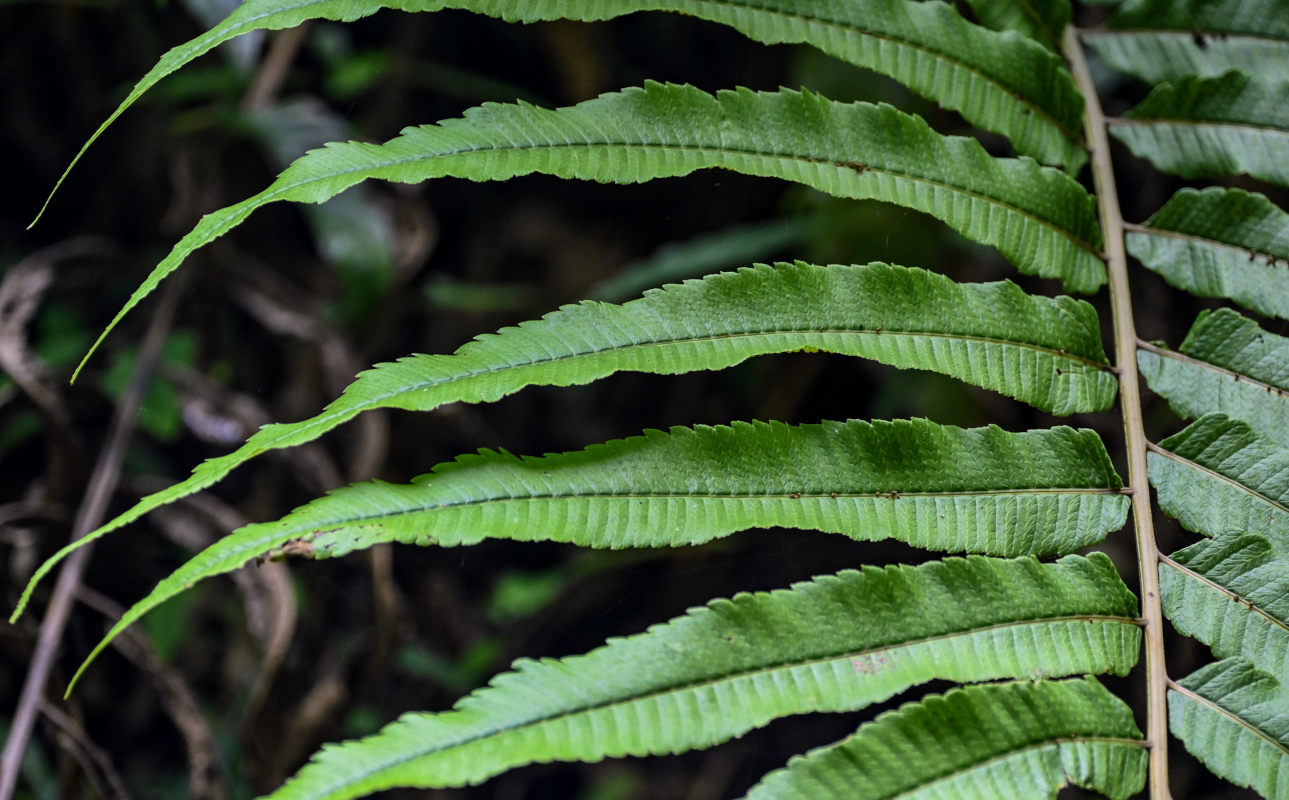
left=100, top=330, right=197, bottom=443
left=960, top=0, right=1071, bottom=52
left=259, top=555, right=1138, bottom=799
left=744, top=677, right=1146, bottom=800
left=1125, top=187, right=1289, bottom=320
left=1110, top=72, right=1289, bottom=186
left=588, top=218, right=811, bottom=302
left=245, top=98, right=398, bottom=327
left=1138, top=309, right=1289, bottom=448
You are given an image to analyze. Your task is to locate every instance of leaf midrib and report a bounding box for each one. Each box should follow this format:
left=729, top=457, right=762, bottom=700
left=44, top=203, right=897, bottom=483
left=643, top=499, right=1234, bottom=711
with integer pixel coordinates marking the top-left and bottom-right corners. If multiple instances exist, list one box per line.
left=259, top=140, right=1101, bottom=256
left=188, top=486, right=1126, bottom=580
left=1124, top=221, right=1289, bottom=266
left=1084, top=29, right=1289, bottom=47
left=1160, top=553, right=1289, bottom=639
left=297, top=487, right=1128, bottom=548
left=888, top=734, right=1148, bottom=799
left=304, top=614, right=1139, bottom=796
left=1109, top=117, right=1289, bottom=134
left=257, top=325, right=1109, bottom=453
left=1169, top=678, right=1289, bottom=760
left=1137, top=339, right=1289, bottom=400
left=1148, top=442, right=1289, bottom=516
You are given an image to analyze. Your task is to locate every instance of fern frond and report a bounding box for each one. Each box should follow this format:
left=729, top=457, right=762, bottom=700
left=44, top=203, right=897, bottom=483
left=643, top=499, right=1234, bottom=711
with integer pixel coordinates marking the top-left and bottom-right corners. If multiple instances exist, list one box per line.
left=1125, top=187, right=1289, bottom=319
left=1161, top=532, right=1289, bottom=681
left=77, top=82, right=1105, bottom=381
left=17, top=262, right=1116, bottom=619
left=1148, top=414, right=1289, bottom=546
left=1169, top=658, right=1289, bottom=800
left=1083, top=0, right=1289, bottom=83
left=245, top=420, right=1128, bottom=558
left=37, top=0, right=1086, bottom=222
left=1109, top=72, right=1289, bottom=186
left=1137, top=309, right=1289, bottom=448
left=253, top=556, right=1140, bottom=799
left=68, top=419, right=1128, bottom=690
left=743, top=677, right=1146, bottom=800
left=960, top=0, right=1071, bottom=52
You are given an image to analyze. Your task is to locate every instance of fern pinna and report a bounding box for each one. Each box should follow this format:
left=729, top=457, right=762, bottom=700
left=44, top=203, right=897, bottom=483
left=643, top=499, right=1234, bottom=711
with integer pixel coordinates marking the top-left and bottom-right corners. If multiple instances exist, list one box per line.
left=15, top=0, right=1289, bottom=797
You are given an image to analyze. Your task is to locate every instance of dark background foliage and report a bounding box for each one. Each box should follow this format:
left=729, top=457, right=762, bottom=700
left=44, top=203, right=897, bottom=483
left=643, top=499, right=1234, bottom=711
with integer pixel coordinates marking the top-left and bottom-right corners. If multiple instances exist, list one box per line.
left=1, top=2, right=1278, bottom=798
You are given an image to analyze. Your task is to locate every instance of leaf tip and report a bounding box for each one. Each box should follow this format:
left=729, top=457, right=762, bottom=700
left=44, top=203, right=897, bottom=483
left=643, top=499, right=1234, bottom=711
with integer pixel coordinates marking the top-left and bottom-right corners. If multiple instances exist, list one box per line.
left=12, top=559, right=57, bottom=623
left=71, top=327, right=115, bottom=384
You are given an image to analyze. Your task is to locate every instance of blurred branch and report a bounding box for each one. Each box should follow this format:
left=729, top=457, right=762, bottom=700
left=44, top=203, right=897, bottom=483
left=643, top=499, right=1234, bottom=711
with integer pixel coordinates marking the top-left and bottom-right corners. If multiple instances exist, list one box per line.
left=36, top=700, right=132, bottom=800
left=0, top=276, right=186, bottom=800
left=0, top=239, right=116, bottom=502
left=241, top=22, right=312, bottom=112
left=76, top=587, right=226, bottom=800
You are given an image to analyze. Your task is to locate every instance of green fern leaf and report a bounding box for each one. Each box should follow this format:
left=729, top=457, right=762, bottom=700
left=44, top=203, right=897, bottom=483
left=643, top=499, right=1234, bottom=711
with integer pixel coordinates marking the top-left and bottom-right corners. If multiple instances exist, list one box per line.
left=1125, top=187, right=1289, bottom=319
left=1083, top=0, right=1289, bottom=83
left=1137, top=309, right=1289, bottom=448
left=76, top=82, right=1105, bottom=381
left=252, top=555, right=1139, bottom=799
left=1148, top=414, right=1289, bottom=547
left=1109, top=72, right=1289, bottom=186
left=35, top=0, right=1086, bottom=222
left=743, top=677, right=1146, bottom=800
left=67, top=419, right=1128, bottom=690
left=17, top=261, right=1117, bottom=620
left=960, top=0, right=1071, bottom=52
left=253, top=419, right=1128, bottom=558
left=1160, top=532, right=1289, bottom=681
left=1169, top=658, right=1289, bottom=800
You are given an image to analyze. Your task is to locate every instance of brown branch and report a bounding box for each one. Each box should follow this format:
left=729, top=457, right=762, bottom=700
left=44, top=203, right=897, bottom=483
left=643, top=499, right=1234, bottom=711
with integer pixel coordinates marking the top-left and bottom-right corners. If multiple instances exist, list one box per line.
left=37, top=700, right=133, bottom=800
left=241, top=23, right=312, bottom=113
left=0, top=277, right=186, bottom=800
left=75, top=587, right=226, bottom=800
left=1065, top=26, right=1172, bottom=800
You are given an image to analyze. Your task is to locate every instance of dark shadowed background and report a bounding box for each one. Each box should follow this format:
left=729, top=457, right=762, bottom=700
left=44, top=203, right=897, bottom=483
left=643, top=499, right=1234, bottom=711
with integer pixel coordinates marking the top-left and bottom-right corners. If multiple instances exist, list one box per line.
left=2, top=2, right=1280, bottom=797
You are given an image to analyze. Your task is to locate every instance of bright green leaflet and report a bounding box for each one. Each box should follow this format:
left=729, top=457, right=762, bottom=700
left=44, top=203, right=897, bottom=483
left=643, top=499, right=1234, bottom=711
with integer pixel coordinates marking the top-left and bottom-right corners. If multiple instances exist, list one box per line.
left=34, top=0, right=1086, bottom=223
left=74, top=82, right=1105, bottom=381
left=1125, top=187, right=1289, bottom=319
left=1169, top=658, right=1289, bottom=800
left=960, top=0, right=1071, bottom=52
left=1110, top=73, right=1289, bottom=187
left=1084, top=0, right=1289, bottom=83
left=256, top=555, right=1139, bottom=799
left=15, top=261, right=1118, bottom=618
left=1138, top=309, right=1289, bottom=448
left=1148, top=414, right=1289, bottom=549
left=1160, top=532, right=1289, bottom=682
left=68, top=418, right=1129, bottom=690
left=744, top=677, right=1146, bottom=800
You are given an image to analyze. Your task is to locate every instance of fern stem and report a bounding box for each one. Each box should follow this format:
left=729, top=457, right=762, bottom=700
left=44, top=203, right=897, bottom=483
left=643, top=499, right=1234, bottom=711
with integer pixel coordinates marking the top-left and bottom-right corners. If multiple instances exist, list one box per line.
left=1065, top=26, right=1172, bottom=800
